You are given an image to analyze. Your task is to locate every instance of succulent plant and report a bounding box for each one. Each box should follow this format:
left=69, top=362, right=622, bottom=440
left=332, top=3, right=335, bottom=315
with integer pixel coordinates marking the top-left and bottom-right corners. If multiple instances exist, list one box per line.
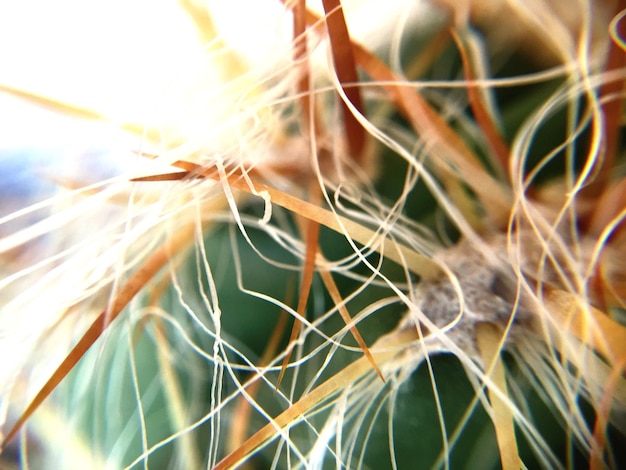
left=0, top=1, right=625, bottom=469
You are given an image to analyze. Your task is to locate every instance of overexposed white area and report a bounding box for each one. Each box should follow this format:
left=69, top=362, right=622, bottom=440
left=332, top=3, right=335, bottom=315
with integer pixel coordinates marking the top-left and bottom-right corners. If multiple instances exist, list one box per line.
left=0, top=0, right=204, bottom=126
